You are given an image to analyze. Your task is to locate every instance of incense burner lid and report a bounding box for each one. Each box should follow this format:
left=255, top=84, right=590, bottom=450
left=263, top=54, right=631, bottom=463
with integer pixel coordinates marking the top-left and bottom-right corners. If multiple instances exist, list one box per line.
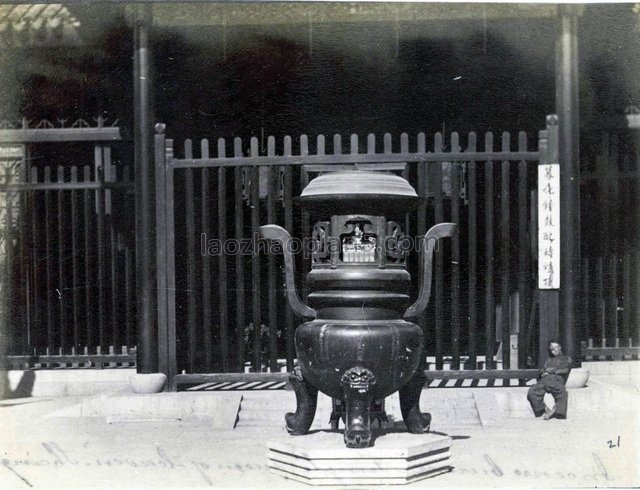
left=298, top=171, right=420, bottom=213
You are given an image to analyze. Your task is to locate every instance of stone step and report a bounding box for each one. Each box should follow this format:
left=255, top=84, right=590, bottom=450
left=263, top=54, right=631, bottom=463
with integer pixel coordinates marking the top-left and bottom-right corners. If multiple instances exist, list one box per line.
left=5, top=368, right=135, bottom=397
left=473, top=381, right=640, bottom=425
left=267, top=431, right=453, bottom=485
left=236, top=390, right=482, bottom=429
left=581, top=360, right=640, bottom=376
left=45, top=391, right=242, bottom=428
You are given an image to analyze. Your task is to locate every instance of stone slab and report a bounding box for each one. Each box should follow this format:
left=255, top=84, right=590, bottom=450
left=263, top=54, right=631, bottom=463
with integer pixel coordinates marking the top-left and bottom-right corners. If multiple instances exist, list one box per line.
left=268, top=431, right=451, bottom=460
left=269, top=449, right=451, bottom=473
left=45, top=391, right=242, bottom=428
left=5, top=368, right=134, bottom=397
left=267, top=431, right=452, bottom=485
left=270, top=465, right=450, bottom=486
left=270, top=458, right=451, bottom=479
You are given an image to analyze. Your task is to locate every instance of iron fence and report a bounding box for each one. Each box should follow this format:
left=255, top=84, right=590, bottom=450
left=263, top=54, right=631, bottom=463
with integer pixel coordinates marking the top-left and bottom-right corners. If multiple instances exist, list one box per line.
left=0, top=121, right=136, bottom=369
left=155, top=122, right=547, bottom=388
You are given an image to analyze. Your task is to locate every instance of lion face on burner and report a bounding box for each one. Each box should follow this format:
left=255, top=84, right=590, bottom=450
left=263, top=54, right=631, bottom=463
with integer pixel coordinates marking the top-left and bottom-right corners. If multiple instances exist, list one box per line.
left=341, top=366, right=376, bottom=393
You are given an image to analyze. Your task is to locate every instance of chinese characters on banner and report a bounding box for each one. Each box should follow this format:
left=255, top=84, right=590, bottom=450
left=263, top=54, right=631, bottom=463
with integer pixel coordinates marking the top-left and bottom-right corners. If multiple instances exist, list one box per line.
left=538, top=163, right=560, bottom=289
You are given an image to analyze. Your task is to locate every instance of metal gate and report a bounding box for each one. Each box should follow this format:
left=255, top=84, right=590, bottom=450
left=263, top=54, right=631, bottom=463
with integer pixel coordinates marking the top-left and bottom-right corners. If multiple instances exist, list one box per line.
left=155, top=117, right=558, bottom=390
left=0, top=118, right=137, bottom=369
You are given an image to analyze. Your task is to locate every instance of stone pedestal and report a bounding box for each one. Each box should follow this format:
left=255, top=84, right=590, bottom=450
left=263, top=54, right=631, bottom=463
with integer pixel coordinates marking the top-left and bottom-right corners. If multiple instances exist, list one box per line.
left=267, top=432, right=452, bottom=486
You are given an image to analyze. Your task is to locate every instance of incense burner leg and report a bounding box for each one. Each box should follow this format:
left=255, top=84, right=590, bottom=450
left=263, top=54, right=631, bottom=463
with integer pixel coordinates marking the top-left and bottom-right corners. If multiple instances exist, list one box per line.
left=342, top=367, right=376, bottom=448
left=399, top=370, right=431, bottom=433
left=286, top=367, right=318, bottom=435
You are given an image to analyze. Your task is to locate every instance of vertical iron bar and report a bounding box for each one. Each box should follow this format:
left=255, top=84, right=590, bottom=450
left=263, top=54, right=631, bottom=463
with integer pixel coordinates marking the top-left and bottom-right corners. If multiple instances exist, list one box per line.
left=451, top=133, right=461, bottom=370
left=416, top=133, right=427, bottom=353
left=434, top=133, right=444, bottom=370
left=44, top=166, right=53, bottom=353
left=125, top=246, right=133, bottom=349
left=18, top=160, right=29, bottom=354
left=517, top=132, right=529, bottom=369
left=96, top=148, right=106, bottom=353
left=596, top=257, right=604, bottom=344
left=30, top=168, right=39, bottom=353
left=383, top=133, right=392, bottom=155
left=105, top=146, right=118, bottom=353
left=70, top=166, right=80, bottom=352
left=300, top=137, right=309, bottom=302
left=609, top=255, right=618, bottom=342
left=400, top=133, right=411, bottom=250
left=201, top=139, right=212, bottom=371
left=467, top=134, right=478, bottom=369
left=367, top=133, right=376, bottom=154
left=250, top=139, right=261, bottom=372
left=83, top=166, right=93, bottom=352
left=283, top=162, right=295, bottom=371
left=184, top=139, right=196, bottom=373
left=416, top=134, right=427, bottom=238
left=582, top=258, right=590, bottom=342
left=57, top=166, right=66, bottom=354
left=234, top=138, right=245, bottom=372
left=5, top=167, right=15, bottom=354
left=623, top=251, right=631, bottom=342
left=500, top=133, right=511, bottom=368
left=484, top=133, right=495, bottom=369
left=124, top=164, right=135, bottom=350
left=218, top=138, right=229, bottom=372
left=267, top=137, right=278, bottom=372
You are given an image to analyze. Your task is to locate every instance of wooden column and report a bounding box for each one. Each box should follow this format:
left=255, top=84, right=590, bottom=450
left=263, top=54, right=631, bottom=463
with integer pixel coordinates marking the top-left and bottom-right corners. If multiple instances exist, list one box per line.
left=134, top=5, right=157, bottom=373
left=556, top=5, right=581, bottom=360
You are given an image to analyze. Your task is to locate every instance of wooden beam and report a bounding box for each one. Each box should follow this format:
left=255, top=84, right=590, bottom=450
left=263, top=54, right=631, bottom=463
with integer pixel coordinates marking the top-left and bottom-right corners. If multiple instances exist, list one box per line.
left=170, top=151, right=541, bottom=169
left=424, top=369, right=538, bottom=380
left=146, top=3, right=556, bottom=27
left=174, top=369, right=541, bottom=386
left=175, top=373, right=289, bottom=385
left=0, top=127, right=121, bottom=143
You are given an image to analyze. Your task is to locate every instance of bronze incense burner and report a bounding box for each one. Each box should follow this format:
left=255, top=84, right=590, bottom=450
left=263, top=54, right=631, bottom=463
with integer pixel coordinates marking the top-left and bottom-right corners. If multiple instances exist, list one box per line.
left=260, top=170, right=455, bottom=448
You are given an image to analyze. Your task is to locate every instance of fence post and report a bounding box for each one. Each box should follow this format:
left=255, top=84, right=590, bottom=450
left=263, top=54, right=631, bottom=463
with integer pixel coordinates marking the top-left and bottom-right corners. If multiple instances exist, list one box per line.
left=155, top=124, right=173, bottom=386
left=537, top=116, right=561, bottom=366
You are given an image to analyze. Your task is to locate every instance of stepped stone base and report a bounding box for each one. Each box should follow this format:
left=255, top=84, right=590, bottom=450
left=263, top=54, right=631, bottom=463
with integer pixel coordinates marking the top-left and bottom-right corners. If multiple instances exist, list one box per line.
left=267, top=431, right=452, bottom=486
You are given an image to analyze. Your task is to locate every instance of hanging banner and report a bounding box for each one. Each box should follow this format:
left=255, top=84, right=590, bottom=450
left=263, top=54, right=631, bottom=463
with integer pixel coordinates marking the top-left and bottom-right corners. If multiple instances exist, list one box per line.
left=538, top=163, right=560, bottom=289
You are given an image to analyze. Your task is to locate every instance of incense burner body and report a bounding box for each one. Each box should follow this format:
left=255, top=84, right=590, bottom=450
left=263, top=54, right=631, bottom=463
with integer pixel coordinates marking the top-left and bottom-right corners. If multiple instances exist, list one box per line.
left=260, top=170, right=455, bottom=448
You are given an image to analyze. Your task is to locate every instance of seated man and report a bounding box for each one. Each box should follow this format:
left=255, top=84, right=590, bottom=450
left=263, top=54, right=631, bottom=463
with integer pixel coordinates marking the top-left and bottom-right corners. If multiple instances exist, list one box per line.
left=527, top=340, right=572, bottom=420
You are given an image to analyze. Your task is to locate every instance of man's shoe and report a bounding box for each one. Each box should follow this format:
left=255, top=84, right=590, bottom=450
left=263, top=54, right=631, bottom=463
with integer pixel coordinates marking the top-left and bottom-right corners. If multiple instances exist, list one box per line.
left=543, top=406, right=556, bottom=420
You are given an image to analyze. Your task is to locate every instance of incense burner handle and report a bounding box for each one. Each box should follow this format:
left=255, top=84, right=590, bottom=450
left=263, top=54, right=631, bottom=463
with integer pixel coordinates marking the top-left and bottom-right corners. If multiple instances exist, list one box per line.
left=259, top=225, right=317, bottom=319
left=403, top=223, right=457, bottom=320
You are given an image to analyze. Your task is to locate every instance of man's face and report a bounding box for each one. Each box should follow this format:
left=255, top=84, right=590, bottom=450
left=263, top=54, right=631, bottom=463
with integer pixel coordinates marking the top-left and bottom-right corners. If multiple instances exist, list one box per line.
left=549, top=342, right=562, bottom=357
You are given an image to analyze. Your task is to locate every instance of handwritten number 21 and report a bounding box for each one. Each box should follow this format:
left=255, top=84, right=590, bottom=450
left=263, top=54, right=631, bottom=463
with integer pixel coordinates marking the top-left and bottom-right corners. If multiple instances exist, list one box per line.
left=607, top=436, right=620, bottom=448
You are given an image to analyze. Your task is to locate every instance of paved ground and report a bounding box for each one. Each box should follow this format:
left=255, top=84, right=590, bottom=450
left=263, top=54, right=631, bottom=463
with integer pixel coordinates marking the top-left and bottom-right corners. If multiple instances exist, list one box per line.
left=1, top=381, right=638, bottom=489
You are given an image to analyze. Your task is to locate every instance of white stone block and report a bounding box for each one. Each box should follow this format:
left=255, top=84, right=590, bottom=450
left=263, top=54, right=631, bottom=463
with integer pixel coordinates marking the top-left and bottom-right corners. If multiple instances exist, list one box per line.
left=267, top=431, right=451, bottom=485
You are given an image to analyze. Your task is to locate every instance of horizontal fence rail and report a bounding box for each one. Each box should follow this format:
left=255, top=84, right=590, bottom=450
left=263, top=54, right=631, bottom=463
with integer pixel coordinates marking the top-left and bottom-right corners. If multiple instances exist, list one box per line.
left=155, top=124, right=546, bottom=384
